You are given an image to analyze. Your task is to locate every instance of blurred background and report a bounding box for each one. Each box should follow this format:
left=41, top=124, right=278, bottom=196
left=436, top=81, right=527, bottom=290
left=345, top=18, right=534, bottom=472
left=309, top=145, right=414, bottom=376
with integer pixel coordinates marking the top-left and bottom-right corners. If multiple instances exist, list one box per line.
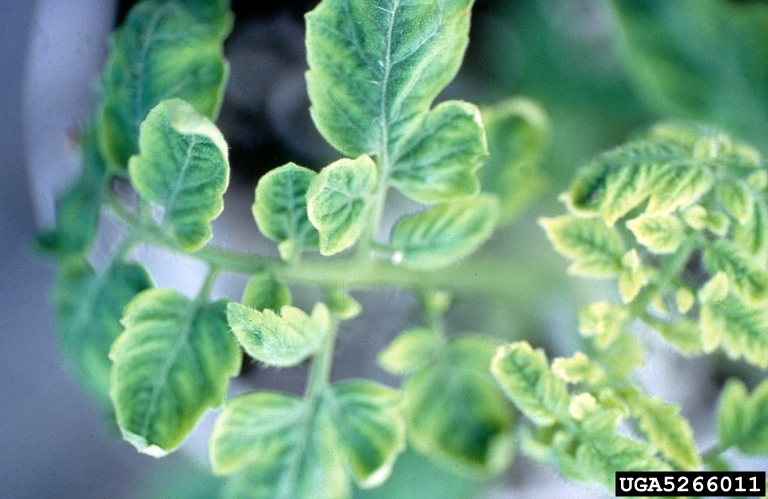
left=3, top=0, right=768, bottom=497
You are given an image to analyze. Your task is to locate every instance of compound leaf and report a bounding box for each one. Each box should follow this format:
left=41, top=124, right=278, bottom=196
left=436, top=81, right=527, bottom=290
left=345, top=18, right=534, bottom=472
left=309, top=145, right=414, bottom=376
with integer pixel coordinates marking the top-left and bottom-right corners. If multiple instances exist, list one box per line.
left=626, top=393, right=701, bottom=470
left=252, top=163, right=319, bottom=259
left=328, top=380, right=406, bottom=487
left=406, top=335, right=515, bottom=475
left=98, top=0, right=230, bottom=170
left=540, top=216, right=626, bottom=277
left=129, top=99, right=229, bottom=252
left=210, top=391, right=349, bottom=499
left=626, top=213, right=685, bottom=254
left=390, top=196, right=498, bottom=270
left=305, top=0, right=473, bottom=159
left=480, top=97, right=549, bottom=224
left=241, top=272, right=292, bottom=312
left=110, top=289, right=241, bottom=456
left=388, top=100, right=487, bottom=204
left=226, top=303, right=331, bottom=368
left=491, top=341, right=569, bottom=426
left=703, top=240, right=768, bottom=305
left=306, top=156, right=378, bottom=256
left=377, top=327, right=442, bottom=375
left=54, top=258, right=152, bottom=406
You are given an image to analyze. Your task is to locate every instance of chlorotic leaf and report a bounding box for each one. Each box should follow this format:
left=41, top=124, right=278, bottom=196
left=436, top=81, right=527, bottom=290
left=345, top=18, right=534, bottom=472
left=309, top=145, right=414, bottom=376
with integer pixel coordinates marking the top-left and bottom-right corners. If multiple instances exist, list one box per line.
left=644, top=161, right=713, bottom=216
left=241, top=272, right=292, bottom=312
left=305, top=0, right=472, bottom=159
left=226, top=302, right=330, bottom=367
left=390, top=196, right=499, bottom=270
left=703, top=240, right=768, bottom=305
left=252, top=163, right=320, bottom=259
left=716, top=378, right=768, bottom=455
left=53, top=258, right=151, bottom=407
left=618, top=249, right=649, bottom=303
left=406, top=345, right=515, bottom=475
left=626, top=213, right=685, bottom=254
left=717, top=181, right=754, bottom=225
left=480, top=97, right=549, bottom=224
left=109, top=289, right=241, bottom=456
left=654, top=319, right=703, bottom=356
left=596, top=333, right=646, bottom=379
left=540, top=216, right=626, bottom=277
left=377, top=327, right=442, bottom=375
left=551, top=352, right=605, bottom=385
left=328, top=380, right=406, bottom=488
left=306, top=156, right=378, bottom=256
left=626, top=393, right=701, bottom=470
left=734, top=202, right=768, bottom=264
left=98, top=0, right=230, bottom=170
left=491, top=341, right=569, bottom=426
left=700, top=283, right=768, bottom=369
left=388, top=100, right=487, bottom=204
left=578, top=302, right=630, bottom=349
left=128, top=99, right=229, bottom=251
left=209, top=391, right=350, bottom=499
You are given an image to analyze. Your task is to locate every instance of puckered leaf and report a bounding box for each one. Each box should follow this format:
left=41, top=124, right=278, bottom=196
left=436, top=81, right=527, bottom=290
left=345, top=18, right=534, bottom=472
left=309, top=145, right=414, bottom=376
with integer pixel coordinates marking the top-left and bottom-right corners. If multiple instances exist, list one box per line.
left=644, top=161, right=713, bottom=216
left=306, top=156, right=378, bottom=256
left=388, top=100, right=487, bottom=203
left=734, top=202, right=768, bottom=265
left=480, top=98, right=549, bottom=224
left=226, top=303, right=331, bottom=367
left=390, top=196, right=499, bottom=270
left=551, top=352, right=605, bottom=385
left=327, top=380, right=406, bottom=487
left=98, top=0, right=230, bottom=170
left=491, top=341, right=569, bottom=426
left=109, top=289, right=241, bottom=456
left=703, top=240, right=768, bottom=305
left=717, top=181, right=754, bottom=225
left=406, top=335, right=514, bottom=475
left=305, top=0, right=473, bottom=160
left=54, top=258, right=152, bottom=406
left=626, top=213, right=685, bottom=254
left=210, top=382, right=406, bottom=499
left=716, top=378, right=768, bottom=455
left=252, top=163, right=319, bottom=260
left=578, top=302, right=630, bottom=349
left=377, top=327, right=442, bottom=375
left=626, top=393, right=701, bottom=470
left=699, top=276, right=768, bottom=369
left=241, top=272, right=291, bottom=312
left=540, top=216, right=626, bottom=277
left=128, top=99, right=229, bottom=251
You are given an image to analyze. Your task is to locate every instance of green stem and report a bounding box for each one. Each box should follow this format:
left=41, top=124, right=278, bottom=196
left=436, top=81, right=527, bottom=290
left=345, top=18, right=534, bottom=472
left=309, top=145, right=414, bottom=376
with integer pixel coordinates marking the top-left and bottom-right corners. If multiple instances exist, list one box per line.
left=196, top=266, right=220, bottom=303
left=305, top=315, right=337, bottom=399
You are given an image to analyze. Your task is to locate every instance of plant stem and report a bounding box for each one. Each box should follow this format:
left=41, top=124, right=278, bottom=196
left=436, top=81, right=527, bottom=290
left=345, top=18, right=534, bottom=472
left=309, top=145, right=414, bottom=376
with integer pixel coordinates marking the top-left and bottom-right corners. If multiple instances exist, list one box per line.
left=305, top=316, right=337, bottom=399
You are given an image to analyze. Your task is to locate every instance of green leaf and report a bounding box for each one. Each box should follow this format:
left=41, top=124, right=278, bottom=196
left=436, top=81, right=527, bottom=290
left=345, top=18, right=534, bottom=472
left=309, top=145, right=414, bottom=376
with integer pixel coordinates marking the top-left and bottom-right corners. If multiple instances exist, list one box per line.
left=406, top=335, right=515, bottom=475
left=252, top=163, right=320, bottom=260
left=37, top=127, right=109, bottom=257
left=703, top=240, right=768, bottom=305
left=716, top=378, right=768, bottom=455
left=241, top=272, right=291, bottom=312
left=611, top=0, right=768, bottom=145
left=210, top=391, right=350, bottom=499
left=128, top=99, right=229, bottom=251
left=480, top=98, right=549, bottom=224
left=575, top=411, right=669, bottom=489
left=626, top=393, right=701, bottom=470
left=53, top=258, right=152, bottom=406
left=717, top=181, right=754, bottom=225
left=305, top=0, right=472, bottom=159
left=596, top=333, right=646, bottom=379
left=654, top=319, right=703, bottom=356
left=491, top=341, right=569, bottom=426
left=390, top=196, right=499, bottom=270
left=328, top=380, right=406, bottom=488
left=540, top=216, right=626, bottom=277
left=325, top=289, right=363, bottom=320
left=377, top=327, right=441, bottom=375
left=226, top=302, right=331, bottom=368
left=388, top=100, right=486, bottom=204
left=626, top=213, right=685, bottom=254
left=109, top=289, right=241, bottom=456
left=578, top=302, right=630, bottom=349
left=98, top=0, right=230, bottom=170
left=306, top=156, right=378, bottom=256
left=700, top=279, right=768, bottom=369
